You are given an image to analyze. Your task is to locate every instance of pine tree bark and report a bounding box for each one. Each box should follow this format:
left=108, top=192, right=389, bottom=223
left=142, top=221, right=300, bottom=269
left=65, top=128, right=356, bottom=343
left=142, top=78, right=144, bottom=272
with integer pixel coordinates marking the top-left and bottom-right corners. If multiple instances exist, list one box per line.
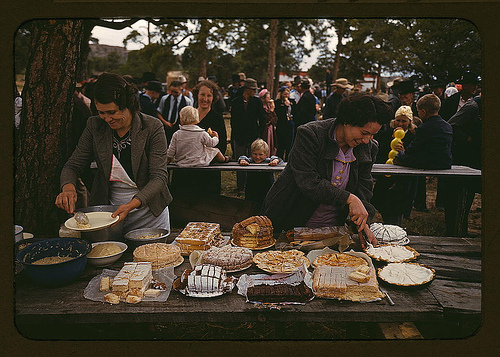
left=197, top=19, right=209, bottom=79
left=266, top=19, right=278, bottom=97
left=332, top=20, right=346, bottom=82
left=15, top=20, right=85, bottom=236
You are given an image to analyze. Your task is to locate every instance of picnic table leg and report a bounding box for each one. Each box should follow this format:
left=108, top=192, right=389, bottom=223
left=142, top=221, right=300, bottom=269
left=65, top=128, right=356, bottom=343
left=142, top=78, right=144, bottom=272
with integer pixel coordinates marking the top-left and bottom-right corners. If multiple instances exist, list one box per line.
left=444, top=177, right=473, bottom=237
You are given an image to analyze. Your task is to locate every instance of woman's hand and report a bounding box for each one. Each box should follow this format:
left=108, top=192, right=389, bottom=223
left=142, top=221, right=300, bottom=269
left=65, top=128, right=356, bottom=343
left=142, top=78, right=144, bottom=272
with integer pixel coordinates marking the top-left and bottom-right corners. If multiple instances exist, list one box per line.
left=269, top=158, right=279, bottom=166
left=111, top=198, right=142, bottom=223
left=55, top=183, right=77, bottom=214
left=360, top=225, right=378, bottom=249
left=346, top=194, right=369, bottom=232
left=239, top=159, right=249, bottom=166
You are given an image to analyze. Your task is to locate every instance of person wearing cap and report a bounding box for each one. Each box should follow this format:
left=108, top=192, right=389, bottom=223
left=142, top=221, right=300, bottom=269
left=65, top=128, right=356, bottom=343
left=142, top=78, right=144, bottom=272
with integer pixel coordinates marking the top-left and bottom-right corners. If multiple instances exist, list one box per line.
left=262, top=93, right=393, bottom=247
left=387, top=77, right=403, bottom=112
left=139, top=81, right=163, bottom=118
left=440, top=72, right=480, bottom=121
left=179, top=75, right=194, bottom=103
left=292, top=78, right=317, bottom=129
left=323, top=78, right=353, bottom=120
left=230, top=78, right=266, bottom=190
left=157, top=80, right=193, bottom=144
left=430, top=79, right=447, bottom=104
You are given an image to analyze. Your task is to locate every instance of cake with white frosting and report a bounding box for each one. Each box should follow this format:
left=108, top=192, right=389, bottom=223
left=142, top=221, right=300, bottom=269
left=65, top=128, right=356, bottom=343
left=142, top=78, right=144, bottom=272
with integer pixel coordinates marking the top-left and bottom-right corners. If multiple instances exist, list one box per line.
left=369, top=223, right=409, bottom=245
left=365, top=244, right=419, bottom=263
left=377, top=262, right=435, bottom=286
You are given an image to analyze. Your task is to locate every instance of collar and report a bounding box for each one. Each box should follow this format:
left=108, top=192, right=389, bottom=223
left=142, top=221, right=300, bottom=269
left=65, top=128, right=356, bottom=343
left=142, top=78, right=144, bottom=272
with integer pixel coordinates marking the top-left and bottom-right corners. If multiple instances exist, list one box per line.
left=179, top=124, right=204, bottom=131
left=333, top=127, right=356, bottom=163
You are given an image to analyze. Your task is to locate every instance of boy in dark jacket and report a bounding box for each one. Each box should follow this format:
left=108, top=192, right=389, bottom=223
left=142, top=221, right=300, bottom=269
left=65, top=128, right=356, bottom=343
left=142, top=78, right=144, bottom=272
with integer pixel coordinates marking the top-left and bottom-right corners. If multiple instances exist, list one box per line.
left=394, top=94, right=452, bottom=169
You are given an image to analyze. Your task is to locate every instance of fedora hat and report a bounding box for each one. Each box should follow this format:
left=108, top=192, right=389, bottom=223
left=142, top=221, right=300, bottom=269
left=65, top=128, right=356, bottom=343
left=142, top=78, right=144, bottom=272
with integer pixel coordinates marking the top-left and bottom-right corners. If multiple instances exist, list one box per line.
left=456, top=71, right=480, bottom=85
left=333, top=78, right=354, bottom=89
left=243, top=78, right=258, bottom=90
left=145, top=81, right=163, bottom=93
left=430, top=78, right=448, bottom=89
left=395, top=79, right=418, bottom=94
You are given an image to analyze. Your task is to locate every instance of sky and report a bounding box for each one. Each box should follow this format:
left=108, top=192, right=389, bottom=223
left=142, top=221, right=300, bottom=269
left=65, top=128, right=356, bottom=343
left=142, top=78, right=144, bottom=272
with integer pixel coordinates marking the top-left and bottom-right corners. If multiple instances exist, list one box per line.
left=91, top=20, right=335, bottom=72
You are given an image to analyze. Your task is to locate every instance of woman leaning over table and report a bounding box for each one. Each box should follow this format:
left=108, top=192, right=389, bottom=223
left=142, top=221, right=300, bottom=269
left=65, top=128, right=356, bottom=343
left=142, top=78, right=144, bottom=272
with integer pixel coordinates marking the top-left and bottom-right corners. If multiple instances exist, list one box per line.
left=169, top=79, right=228, bottom=196
left=262, top=93, right=393, bottom=247
left=55, top=72, right=172, bottom=233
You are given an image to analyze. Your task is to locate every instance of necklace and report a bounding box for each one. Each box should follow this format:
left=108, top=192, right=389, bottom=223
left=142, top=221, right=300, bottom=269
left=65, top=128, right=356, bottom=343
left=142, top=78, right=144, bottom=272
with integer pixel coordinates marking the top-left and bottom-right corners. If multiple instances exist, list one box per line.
left=112, top=131, right=131, bottom=159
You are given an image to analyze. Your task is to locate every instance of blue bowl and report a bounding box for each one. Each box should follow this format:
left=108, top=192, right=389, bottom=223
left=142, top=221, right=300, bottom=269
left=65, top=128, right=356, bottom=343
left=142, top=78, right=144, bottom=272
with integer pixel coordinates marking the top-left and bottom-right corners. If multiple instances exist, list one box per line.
left=16, top=238, right=91, bottom=286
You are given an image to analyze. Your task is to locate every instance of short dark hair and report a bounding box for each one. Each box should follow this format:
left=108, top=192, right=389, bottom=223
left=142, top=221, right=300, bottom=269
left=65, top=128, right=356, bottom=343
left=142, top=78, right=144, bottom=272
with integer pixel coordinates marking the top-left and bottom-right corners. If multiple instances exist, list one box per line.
left=192, top=80, right=221, bottom=104
left=336, top=93, right=393, bottom=127
left=93, top=72, right=140, bottom=115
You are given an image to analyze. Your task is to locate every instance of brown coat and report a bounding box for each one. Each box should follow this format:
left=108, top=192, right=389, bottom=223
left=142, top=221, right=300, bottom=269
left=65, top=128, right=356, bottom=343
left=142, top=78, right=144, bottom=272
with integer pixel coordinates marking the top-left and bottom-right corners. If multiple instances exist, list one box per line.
left=60, top=113, right=172, bottom=216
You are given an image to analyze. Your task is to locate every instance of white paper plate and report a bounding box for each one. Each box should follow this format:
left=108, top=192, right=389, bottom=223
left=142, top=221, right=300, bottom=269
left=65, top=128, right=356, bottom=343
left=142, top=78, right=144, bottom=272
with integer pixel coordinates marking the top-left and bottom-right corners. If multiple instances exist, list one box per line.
left=64, top=212, right=119, bottom=232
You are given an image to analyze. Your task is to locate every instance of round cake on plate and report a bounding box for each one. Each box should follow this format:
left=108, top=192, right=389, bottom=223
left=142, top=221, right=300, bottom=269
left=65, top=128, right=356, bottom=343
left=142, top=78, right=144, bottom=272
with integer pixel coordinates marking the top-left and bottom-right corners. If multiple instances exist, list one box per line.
left=201, top=245, right=253, bottom=272
left=370, top=223, right=409, bottom=245
left=133, top=243, right=183, bottom=269
left=232, top=216, right=275, bottom=249
left=364, top=244, right=419, bottom=263
left=377, top=262, right=435, bottom=287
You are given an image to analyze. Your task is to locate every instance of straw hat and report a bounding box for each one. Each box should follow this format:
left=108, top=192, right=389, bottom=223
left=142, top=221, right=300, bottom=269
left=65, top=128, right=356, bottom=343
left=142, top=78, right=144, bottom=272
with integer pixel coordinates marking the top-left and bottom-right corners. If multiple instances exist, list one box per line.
left=333, top=78, right=354, bottom=89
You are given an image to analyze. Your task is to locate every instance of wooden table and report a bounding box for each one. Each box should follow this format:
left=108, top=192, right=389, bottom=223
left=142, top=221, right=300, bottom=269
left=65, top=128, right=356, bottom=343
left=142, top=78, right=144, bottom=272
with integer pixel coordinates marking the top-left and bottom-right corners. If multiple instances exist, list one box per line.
left=14, top=234, right=480, bottom=340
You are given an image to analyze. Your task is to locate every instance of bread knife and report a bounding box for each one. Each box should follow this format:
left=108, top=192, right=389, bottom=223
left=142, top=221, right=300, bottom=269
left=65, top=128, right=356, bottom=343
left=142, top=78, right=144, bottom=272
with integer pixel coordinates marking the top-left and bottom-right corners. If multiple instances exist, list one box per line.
left=380, top=288, right=395, bottom=306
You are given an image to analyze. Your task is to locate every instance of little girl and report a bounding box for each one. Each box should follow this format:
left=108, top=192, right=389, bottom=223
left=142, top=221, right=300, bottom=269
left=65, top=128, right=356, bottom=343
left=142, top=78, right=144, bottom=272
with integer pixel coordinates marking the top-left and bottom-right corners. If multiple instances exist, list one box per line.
left=167, top=106, right=229, bottom=167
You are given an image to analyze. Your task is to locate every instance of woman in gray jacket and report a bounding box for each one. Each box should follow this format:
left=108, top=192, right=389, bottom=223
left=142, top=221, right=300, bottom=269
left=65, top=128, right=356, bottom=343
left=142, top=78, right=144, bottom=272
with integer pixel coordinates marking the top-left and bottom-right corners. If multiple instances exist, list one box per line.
left=55, top=73, right=172, bottom=233
left=262, top=93, right=393, bottom=247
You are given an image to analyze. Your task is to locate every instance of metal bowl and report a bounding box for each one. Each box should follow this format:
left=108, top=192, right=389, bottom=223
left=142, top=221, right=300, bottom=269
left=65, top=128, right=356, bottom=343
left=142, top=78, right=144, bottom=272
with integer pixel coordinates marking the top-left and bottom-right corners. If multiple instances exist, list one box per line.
left=16, top=238, right=91, bottom=286
left=87, top=241, right=128, bottom=267
left=124, top=227, right=171, bottom=250
left=77, top=205, right=124, bottom=242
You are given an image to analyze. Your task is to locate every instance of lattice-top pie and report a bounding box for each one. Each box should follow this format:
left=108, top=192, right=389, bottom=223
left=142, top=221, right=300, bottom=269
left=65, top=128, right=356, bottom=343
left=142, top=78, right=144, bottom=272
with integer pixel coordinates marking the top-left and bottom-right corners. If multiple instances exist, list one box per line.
left=253, top=249, right=310, bottom=273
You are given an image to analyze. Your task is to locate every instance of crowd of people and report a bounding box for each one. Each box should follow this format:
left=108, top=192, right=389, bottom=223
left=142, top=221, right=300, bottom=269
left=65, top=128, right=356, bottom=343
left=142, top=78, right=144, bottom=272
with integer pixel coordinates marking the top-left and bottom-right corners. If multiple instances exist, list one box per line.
left=51, top=68, right=481, bottom=240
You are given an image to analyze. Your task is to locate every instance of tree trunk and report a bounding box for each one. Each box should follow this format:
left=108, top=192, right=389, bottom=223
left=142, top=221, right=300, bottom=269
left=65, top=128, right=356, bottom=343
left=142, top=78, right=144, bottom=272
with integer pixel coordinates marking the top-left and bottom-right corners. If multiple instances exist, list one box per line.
left=332, top=20, right=346, bottom=82
left=267, top=19, right=278, bottom=97
left=15, top=19, right=85, bottom=236
left=197, top=19, right=209, bottom=79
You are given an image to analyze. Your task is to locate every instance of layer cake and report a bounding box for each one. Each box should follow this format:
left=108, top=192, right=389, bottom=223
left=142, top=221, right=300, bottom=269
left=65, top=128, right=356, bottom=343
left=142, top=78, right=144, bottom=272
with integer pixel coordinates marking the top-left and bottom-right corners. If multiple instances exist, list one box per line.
left=232, top=216, right=275, bottom=249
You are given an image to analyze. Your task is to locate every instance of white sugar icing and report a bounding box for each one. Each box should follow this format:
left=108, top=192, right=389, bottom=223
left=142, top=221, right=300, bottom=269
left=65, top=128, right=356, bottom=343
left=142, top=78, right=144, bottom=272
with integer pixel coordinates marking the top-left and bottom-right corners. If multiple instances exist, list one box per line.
left=370, top=223, right=408, bottom=244
left=378, top=263, right=434, bottom=286
left=365, top=244, right=416, bottom=262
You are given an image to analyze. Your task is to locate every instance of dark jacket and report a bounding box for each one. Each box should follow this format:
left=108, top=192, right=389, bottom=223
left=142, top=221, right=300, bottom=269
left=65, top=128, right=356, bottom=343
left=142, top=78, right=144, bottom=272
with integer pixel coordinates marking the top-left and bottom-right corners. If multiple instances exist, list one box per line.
left=262, top=118, right=378, bottom=232
left=61, top=113, right=172, bottom=216
left=230, top=95, right=266, bottom=144
left=292, top=90, right=316, bottom=127
left=395, top=115, right=453, bottom=169
left=139, top=93, right=159, bottom=118
left=374, top=125, right=416, bottom=164
left=197, top=109, right=227, bottom=154
left=322, top=92, right=345, bottom=120
left=440, top=91, right=461, bottom=121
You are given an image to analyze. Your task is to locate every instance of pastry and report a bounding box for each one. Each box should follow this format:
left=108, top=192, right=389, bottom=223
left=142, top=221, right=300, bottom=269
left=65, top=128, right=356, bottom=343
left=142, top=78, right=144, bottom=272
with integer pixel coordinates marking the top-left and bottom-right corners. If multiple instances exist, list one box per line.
left=312, top=253, right=368, bottom=268
left=103, top=293, right=120, bottom=305
left=286, top=226, right=350, bottom=242
left=232, top=216, right=275, bottom=249
left=377, top=262, right=435, bottom=286
left=201, top=245, right=253, bottom=271
left=364, top=244, right=419, bottom=263
left=370, top=223, right=409, bottom=245
left=111, top=262, right=153, bottom=300
left=253, top=249, right=310, bottom=273
left=247, top=282, right=314, bottom=303
left=175, top=222, right=221, bottom=255
left=133, top=243, right=182, bottom=269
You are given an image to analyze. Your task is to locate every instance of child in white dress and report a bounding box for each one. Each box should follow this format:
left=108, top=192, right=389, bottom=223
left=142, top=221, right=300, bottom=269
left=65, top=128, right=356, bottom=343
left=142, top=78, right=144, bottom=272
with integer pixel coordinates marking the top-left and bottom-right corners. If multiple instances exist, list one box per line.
left=167, top=106, right=229, bottom=167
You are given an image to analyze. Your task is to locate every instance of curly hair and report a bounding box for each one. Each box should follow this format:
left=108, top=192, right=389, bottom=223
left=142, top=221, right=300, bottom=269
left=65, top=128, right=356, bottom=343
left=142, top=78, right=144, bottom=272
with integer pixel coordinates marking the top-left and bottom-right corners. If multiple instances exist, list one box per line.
left=336, top=92, right=393, bottom=127
left=192, top=80, right=221, bottom=104
left=179, top=106, right=200, bottom=125
left=92, top=72, right=140, bottom=115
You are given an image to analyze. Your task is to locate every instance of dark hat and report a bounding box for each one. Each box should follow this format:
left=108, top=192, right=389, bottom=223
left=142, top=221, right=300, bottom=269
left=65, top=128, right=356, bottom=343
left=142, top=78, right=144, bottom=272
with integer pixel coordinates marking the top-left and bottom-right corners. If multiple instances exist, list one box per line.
left=142, top=72, right=157, bottom=82
left=278, top=86, right=288, bottom=93
left=457, top=72, right=480, bottom=85
left=395, top=79, right=418, bottom=94
left=231, top=74, right=240, bottom=83
left=145, top=81, right=163, bottom=92
left=207, top=75, right=218, bottom=83
left=243, top=78, right=258, bottom=90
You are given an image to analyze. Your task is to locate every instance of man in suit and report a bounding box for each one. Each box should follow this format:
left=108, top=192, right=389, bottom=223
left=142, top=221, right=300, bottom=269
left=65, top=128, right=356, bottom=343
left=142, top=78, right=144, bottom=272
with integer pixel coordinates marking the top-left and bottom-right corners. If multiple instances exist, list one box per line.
left=440, top=72, right=480, bottom=121
left=293, top=78, right=317, bottom=129
left=157, top=80, right=193, bottom=144
left=230, top=78, right=266, bottom=190
left=322, top=78, right=353, bottom=119
left=139, top=81, right=163, bottom=118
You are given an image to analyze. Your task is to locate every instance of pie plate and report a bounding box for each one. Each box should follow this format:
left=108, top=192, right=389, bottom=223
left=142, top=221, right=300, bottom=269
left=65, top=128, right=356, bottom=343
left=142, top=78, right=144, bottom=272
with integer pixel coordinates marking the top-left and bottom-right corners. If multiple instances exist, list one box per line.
left=364, top=244, right=419, bottom=263
left=377, top=262, right=435, bottom=287
left=65, top=212, right=119, bottom=232
left=230, top=238, right=276, bottom=251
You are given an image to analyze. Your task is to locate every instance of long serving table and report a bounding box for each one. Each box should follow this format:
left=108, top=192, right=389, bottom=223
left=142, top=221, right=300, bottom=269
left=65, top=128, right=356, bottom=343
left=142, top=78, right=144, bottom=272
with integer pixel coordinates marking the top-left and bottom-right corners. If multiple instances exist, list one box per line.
left=14, top=233, right=481, bottom=340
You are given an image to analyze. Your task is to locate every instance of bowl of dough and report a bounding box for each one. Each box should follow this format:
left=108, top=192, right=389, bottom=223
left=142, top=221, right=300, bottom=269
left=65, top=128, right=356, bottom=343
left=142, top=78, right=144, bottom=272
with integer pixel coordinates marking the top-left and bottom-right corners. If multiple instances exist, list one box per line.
left=16, top=237, right=91, bottom=286
left=87, top=241, right=128, bottom=267
left=124, top=227, right=171, bottom=249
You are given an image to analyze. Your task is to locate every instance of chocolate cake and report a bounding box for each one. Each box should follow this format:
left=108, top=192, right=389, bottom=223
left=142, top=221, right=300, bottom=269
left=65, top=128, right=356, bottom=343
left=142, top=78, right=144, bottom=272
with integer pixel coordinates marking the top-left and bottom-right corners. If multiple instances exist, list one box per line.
left=247, top=282, right=314, bottom=303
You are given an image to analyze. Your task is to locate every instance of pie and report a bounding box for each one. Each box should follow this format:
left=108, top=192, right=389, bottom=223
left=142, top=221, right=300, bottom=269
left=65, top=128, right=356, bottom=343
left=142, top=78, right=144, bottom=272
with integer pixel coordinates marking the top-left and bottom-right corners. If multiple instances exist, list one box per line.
left=312, top=253, right=368, bottom=268
left=253, top=249, right=310, bottom=273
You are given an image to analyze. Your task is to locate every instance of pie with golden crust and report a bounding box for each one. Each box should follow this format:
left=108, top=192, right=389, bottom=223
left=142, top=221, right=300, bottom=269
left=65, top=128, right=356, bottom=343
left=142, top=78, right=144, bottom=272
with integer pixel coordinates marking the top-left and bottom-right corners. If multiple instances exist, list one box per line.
left=312, top=253, right=368, bottom=268
left=253, top=249, right=310, bottom=274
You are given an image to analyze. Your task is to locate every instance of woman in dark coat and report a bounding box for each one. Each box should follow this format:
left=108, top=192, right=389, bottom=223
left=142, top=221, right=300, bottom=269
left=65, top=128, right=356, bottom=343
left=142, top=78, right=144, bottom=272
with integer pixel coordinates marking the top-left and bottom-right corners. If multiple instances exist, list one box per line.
left=262, top=93, right=393, bottom=247
left=274, top=86, right=295, bottom=161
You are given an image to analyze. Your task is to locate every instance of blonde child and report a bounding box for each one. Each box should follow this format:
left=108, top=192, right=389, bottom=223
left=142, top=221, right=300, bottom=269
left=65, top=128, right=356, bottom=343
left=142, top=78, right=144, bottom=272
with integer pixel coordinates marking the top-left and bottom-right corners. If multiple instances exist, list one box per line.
left=167, top=106, right=229, bottom=167
left=238, top=139, right=283, bottom=210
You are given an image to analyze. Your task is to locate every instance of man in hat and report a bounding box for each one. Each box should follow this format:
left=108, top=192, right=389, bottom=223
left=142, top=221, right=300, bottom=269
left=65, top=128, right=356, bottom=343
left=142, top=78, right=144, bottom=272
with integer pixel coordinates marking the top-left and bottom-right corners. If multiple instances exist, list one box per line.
left=139, top=81, right=164, bottom=118
left=440, top=72, right=480, bottom=121
left=395, top=79, right=422, bottom=126
left=292, top=78, right=317, bottom=129
left=157, top=80, right=193, bottom=144
left=140, top=72, right=158, bottom=92
left=322, top=78, right=354, bottom=119
left=207, top=75, right=227, bottom=113
left=387, top=77, right=403, bottom=112
left=230, top=78, right=266, bottom=190
left=430, top=79, right=447, bottom=104
left=228, top=73, right=246, bottom=107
